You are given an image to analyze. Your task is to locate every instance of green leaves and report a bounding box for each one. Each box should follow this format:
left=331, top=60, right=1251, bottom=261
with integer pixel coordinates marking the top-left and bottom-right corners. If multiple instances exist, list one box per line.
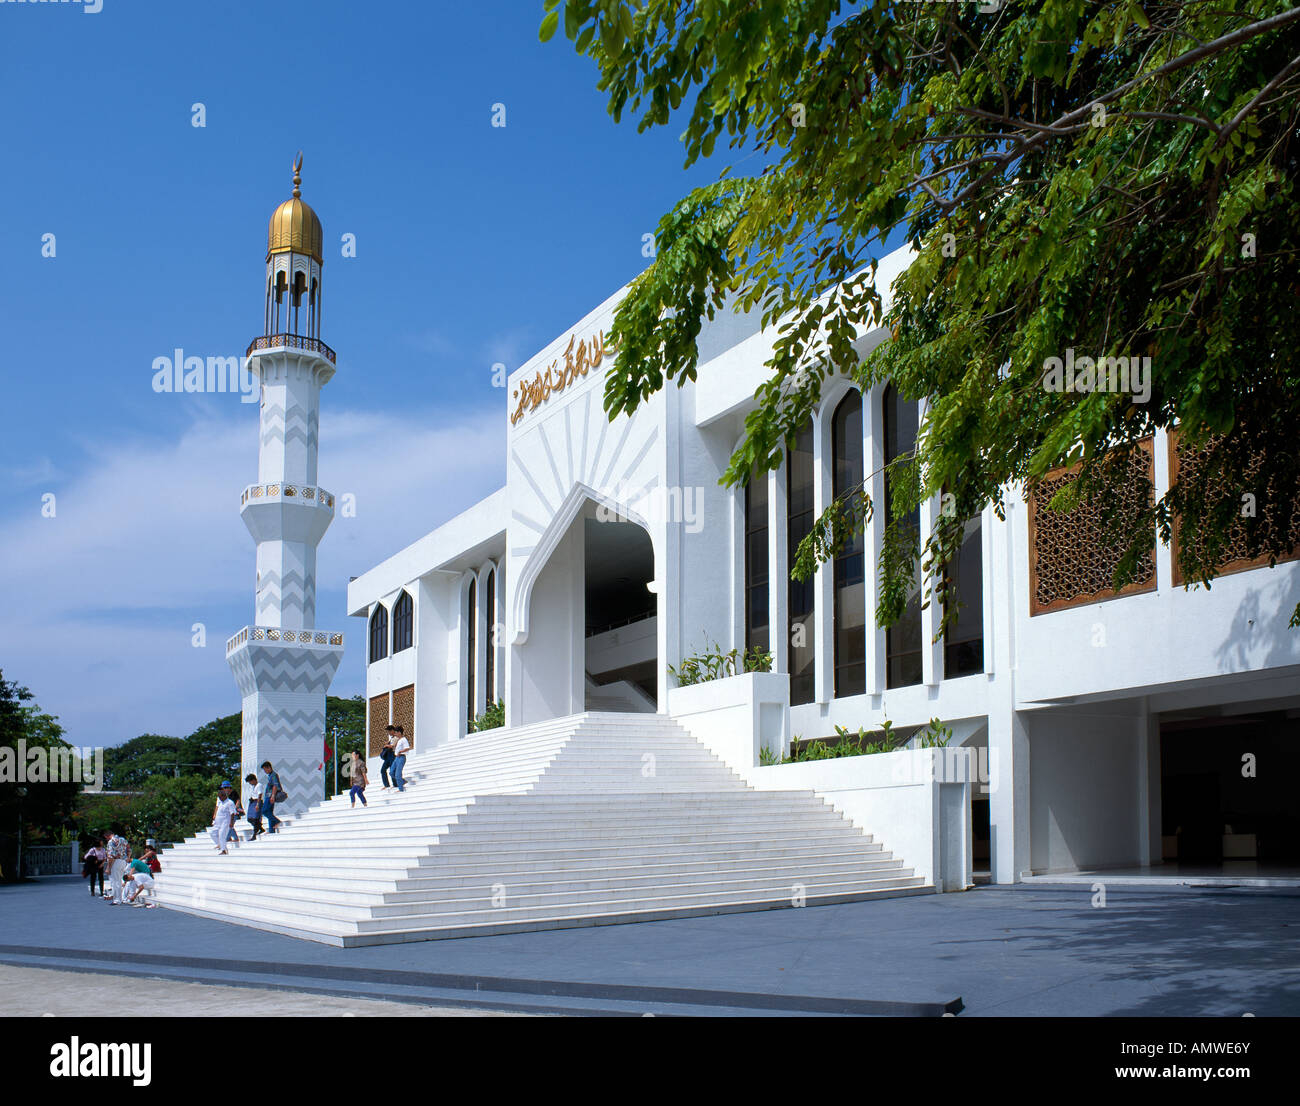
left=565, top=0, right=1300, bottom=628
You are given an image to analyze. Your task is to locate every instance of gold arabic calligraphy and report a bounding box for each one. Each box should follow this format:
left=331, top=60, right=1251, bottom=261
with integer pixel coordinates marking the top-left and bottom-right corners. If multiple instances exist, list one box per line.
left=510, top=330, right=613, bottom=426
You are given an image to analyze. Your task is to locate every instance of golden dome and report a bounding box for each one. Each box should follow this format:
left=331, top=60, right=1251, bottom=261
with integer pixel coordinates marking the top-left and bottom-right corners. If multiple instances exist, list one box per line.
left=267, top=153, right=323, bottom=263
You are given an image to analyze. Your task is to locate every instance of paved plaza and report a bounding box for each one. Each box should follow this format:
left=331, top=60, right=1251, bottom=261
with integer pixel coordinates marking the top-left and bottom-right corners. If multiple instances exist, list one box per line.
left=1, top=877, right=1295, bottom=1017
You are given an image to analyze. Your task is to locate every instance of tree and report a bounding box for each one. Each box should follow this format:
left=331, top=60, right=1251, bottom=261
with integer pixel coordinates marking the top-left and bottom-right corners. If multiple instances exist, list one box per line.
left=0, top=671, right=80, bottom=879
left=181, top=714, right=241, bottom=780
left=325, top=694, right=366, bottom=797
left=102, top=734, right=184, bottom=790
left=545, top=1, right=1300, bottom=628
left=72, top=775, right=222, bottom=849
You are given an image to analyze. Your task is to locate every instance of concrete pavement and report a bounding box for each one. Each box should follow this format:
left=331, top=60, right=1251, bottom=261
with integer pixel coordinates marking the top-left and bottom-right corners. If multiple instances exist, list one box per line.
left=1, top=877, right=1296, bottom=1016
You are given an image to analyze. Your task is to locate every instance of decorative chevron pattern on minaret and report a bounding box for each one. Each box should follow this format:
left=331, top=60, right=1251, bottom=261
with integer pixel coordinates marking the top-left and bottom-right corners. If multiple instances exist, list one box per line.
left=226, top=157, right=343, bottom=818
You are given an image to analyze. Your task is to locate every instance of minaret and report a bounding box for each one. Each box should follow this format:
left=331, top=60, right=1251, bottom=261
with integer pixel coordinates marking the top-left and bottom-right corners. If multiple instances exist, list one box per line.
left=226, top=154, right=343, bottom=816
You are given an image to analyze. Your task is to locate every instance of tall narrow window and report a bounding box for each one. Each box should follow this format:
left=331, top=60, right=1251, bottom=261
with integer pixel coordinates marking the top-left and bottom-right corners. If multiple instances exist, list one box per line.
left=883, top=385, right=923, bottom=688
left=944, top=515, right=985, bottom=677
left=484, top=568, right=496, bottom=703
left=832, top=391, right=866, bottom=697
left=368, top=604, right=388, bottom=664
left=787, top=421, right=816, bottom=705
left=392, top=590, right=413, bottom=653
left=744, top=467, right=770, bottom=654
left=465, top=577, right=477, bottom=727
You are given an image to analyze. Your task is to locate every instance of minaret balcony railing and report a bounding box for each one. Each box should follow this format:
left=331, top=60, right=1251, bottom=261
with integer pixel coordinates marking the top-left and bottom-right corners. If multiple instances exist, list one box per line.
left=246, top=333, right=336, bottom=363
left=241, top=483, right=335, bottom=509
left=227, top=625, right=345, bottom=655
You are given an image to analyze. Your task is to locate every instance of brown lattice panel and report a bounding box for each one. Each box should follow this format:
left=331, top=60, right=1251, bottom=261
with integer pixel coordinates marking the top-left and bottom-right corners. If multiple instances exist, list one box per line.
left=391, top=684, right=416, bottom=751
left=1168, top=429, right=1300, bottom=585
left=367, top=693, right=389, bottom=757
left=1027, top=440, right=1156, bottom=616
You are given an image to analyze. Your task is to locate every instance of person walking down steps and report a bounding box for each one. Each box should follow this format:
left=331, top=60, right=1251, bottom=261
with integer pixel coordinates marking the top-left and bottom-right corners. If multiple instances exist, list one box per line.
left=349, top=751, right=368, bottom=808
left=261, top=761, right=285, bottom=833
left=379, top=734, right=395, bottom=790
left=389, top=725, right=410, bottom=792
left=208, top=781, right=237, bottom=854
left=245, top=773, right=264, bottom=840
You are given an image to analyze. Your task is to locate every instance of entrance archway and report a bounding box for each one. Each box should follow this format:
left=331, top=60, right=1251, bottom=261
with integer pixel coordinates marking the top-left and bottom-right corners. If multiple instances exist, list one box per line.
left=584, top=514, right=656, bottom=712
left=510, top=487, right=660, bottom=725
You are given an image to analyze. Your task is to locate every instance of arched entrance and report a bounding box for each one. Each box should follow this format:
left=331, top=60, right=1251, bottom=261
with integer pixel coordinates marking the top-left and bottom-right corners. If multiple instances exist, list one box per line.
left=511, top=490, right=659, bottom=724
left=583, top=513, right=656, bottom=712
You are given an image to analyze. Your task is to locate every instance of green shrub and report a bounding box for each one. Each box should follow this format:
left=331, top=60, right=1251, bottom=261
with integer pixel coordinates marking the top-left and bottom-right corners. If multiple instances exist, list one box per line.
left=784, top=719, right=900, bottom=762
left=916, top=718, right=953, bottom=748
left=669, top=640, right=773, bottom=687
left=469, top=700, right=505, bottom=733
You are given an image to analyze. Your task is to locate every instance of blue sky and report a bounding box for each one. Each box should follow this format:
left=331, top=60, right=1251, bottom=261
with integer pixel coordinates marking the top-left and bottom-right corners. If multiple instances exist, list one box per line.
left=0, top=0, right=726, bottom=745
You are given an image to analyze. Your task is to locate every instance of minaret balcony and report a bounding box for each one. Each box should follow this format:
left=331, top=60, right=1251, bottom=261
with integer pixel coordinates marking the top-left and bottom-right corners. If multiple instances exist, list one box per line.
left=241, top=482, right=335, bottom=509
left=247, top=333, right=336, bottom=364
left=240, top=482, right=335, bottom=545
left=227, top=625, right=345, bottom=655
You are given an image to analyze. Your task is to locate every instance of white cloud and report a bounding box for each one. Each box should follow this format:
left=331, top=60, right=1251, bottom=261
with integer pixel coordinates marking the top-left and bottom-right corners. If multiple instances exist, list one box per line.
left=0, top=402, right=505, bottom=745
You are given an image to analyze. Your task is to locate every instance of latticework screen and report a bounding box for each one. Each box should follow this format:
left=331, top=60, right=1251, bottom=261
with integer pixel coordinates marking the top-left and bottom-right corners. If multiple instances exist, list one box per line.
left=1168, top=429, right=1300, bottom=585
left=391, top=684, right=416, bottom=751
left=367, top=693, right=389, bottom=757
left=1027, top=440, right=1156, bottom=616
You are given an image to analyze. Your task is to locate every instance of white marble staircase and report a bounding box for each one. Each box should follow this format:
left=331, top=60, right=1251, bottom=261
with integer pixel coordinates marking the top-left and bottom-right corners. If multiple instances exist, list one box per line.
left=155, top=713, right=928, bottom=945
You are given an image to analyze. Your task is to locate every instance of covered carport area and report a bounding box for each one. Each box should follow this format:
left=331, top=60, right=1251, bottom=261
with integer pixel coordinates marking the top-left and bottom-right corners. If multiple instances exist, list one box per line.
left=1019, top=668, right=1300, bottom=887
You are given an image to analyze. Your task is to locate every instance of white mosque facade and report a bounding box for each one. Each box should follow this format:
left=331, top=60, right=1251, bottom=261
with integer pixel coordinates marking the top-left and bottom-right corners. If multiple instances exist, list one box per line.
left=348, top=246, right=1300, bottom=885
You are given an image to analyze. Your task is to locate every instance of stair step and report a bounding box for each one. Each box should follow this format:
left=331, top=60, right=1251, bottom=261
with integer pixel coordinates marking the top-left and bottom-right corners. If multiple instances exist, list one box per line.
left=158, top=712, right=931, bottom=944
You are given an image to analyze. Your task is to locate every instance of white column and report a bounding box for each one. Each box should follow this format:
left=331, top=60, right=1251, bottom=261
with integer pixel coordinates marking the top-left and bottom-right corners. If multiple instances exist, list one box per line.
left=769, top=461, right=788, bottom=675
left=920, top=490, right=942, bottom=687
left=863, top=385, right=885, bottom=695
left=474, top=570, right=489, bottom=718
left=918, top=398, right=942, bottom=687
left=1153, top=427, right=1173, bottom=594
left=731, top=483, right=745, bottom=652
left=987, top=488, right=1029, bottom=883
left=813, top=411, right=833, bottom=704
left=988, top=696, right=1031, bottom=883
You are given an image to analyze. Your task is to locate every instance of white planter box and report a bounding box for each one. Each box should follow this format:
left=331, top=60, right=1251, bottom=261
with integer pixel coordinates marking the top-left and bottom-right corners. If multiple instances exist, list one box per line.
left=667, top=670, right=790, bottom=771
left=745, top=747, right=974, bottom=892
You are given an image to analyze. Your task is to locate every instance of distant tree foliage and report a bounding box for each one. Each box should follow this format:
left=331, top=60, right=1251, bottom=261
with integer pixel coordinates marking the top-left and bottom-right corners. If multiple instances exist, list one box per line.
left=546, top=1, right=1300, bottom=627
left=0, top=670, right=80, bottom=878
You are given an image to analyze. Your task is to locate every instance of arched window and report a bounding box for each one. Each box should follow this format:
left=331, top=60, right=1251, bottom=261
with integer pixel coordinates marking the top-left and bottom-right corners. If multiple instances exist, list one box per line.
left=787, top=420, right=816, bottom=705
left=744, top=465, right=770, bottom=654
left=392, top=591, right=413, bottom=653
left=483, top=568, right=496, bottom=702
left=883, top=384, right=922, bottom=688
left=465, top=577, right=477, bottom=726
left=832, top=391, right=865, bottom=697
left=368, top=604, right=389, bottom=664
left=291, top=270, right=307, bottom=309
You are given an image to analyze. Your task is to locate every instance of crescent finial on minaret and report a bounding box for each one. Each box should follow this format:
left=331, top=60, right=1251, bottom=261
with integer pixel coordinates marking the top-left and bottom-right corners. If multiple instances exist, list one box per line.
left=292, top=151, right=303, bottom=197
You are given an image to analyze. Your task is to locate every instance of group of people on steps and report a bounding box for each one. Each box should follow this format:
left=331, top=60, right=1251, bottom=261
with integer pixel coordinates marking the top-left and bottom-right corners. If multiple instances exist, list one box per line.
left=207, top=725, right=410, bottom=844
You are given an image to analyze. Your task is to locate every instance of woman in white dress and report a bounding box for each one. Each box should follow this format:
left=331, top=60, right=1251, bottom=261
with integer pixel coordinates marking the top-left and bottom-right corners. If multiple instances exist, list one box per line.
left=208, top=781, right=237, bottom=854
